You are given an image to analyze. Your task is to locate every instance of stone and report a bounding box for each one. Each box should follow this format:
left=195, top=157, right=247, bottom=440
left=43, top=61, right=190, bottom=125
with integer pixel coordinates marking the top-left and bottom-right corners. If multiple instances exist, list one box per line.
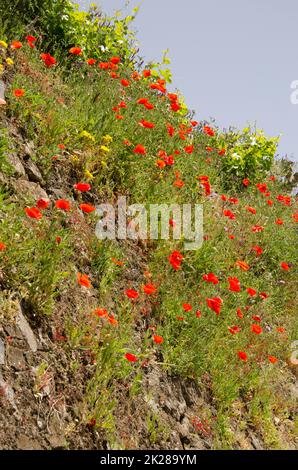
left=23, top=141, right=35, bottom=158
left=0, top=79, right=6, bottom=106
left=46, top=415, right=66, bottom=448
left=0, top=338, right=5, bottom=364
left=16, top=436, right=43, bottom=450
left=16, top=307, right=38, bottom=352
left=6, top=345, right=26, bottom=370
left=12, top=179, right=48, bottom=201
left=7, top=154, right=26, bottom=178
left=0, top=372, right=16, bottom=408
left=248, top=432, right=263, bottom=450
left=25, top=160, right=44, bottom=184
left=50, top=188, right=69, bottom=200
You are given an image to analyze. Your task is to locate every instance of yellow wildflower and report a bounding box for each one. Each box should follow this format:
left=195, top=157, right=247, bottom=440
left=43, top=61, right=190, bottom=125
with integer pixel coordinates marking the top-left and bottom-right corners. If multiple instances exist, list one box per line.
left=0, top=40, right=8, bottom=49
left=102, top=134, right=113, bottom=143
left=84, top=169, right=94, bottom=180
left=6, top=58, right=14, bottom=66
left=100, top=145, right=110, bottom=153
left=0, top=64, right=4, bottom=75
left=79, top=130, right=95, bottom=142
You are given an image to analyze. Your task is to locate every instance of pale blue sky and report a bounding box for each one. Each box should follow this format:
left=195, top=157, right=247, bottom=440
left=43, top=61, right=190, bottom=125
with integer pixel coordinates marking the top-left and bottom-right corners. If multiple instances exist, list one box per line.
left=78, top=0, right=298, bottom=162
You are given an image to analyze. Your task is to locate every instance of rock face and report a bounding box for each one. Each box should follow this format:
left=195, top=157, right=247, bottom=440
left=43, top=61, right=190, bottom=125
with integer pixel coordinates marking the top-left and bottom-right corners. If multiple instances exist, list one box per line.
left=11, top=179, right=48, bottom=200
left=0, top=339, right=5, bottom=365
left=0, top=79, right=6, bottom=106
left=15, top=307, right=38, bottom=353
left=7, top=154, right=27, bottom=178
left=25, top=160, right=44, bottom=184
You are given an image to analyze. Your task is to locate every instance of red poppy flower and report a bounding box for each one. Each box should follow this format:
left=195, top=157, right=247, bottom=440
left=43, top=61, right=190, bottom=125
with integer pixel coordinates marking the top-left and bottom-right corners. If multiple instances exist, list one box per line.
left=77, top=273, right=91, bottom=288
left=99, top=62, right=109, bottom=69
left=121, top=79, right=130, bottom=87
left=143, top=69, right=151, bottom=78
left=133, top=144, right=146, bottom=155
left=203, top=273, right=219, bottom=285
left=238, top=351, right=248, bottom=362
left=275, top=219, right=283, bottom=225
left=182, top=303, right=193, bottom=312
left=173, top=179, right=184, bottom=188
left=125, top=353, right=137, bottom=363
left=80, top=203, right=96, bottom=214
left=125, top=289, right=139, bottom=299
left=168, top=93, right=178, bottom=101
left=55, top=199, right=71, bottom=212
left=87, top=58, right=97, bottom=65
left=252, top=245, right=263, bottom=256
left=25, top=35, right=37, bottom=42
left=247, top=288, right=257, bottom=297
left=11, top=41, right=22, bottom=49
left=169, top=250, right=184, bottom=271
left=224, top=210, right=236, bottom=220
left=281, top=262, right=290, bottom=271
left=57, top=144, right=65, bottom=150
left=40, top=52, right=56, bottom=67
left=251, top=324, right=263, bottom=335
left=0, top=242, right=6, bottom=251
left=36, top=198, right=50, bottom=210
left=256, top=183, right=268, bottom=194
left=235, top=260, right=250, bottom=271
left=166, top=124, right=175, bottom=136
left=203, top=126, right=215, bottom=137
left=277, top=327, right=285, bottom=334
left=252, top=225, right=264, bottom=233
left=237, top=308, right=244, bottom=319
left=228, top=326, right=241, bottom=335
left=69, top=47, right=82, bottom=55
left=228, top=277, right=241, bottom=292
left=144, top=101, right=154, bottom=110
left=56, top=236, right=62, bottom=245
left=108, top=315, right=118, bottom=326
left=252, top=316, right=261, bottom=323
left=268, top=356, right=278, bottom=364
left=243, top=178, right=250, bottom=187
left=139, top=119, right=155, bottom=129
left=260, top=292, right=268, bottom=300
left=93, top=308, right=108, bottom=318
left=110, top=57, right=120, bottom=64
left=184, top=145, right=194, bottom=154
left=143, top=284, right=157, bottom=295
left=229, top=198, right=238, bottom=205
left=13, top=89, right=25, bottom=97
left=156, top=159, right=166, bottom=169
left=206, top=297, right=223, bottom=315
left=246, top=206, right=257, bottom=215
left=74, top=182, right=91, bottom=192
left=24, top=207, right=43, bottom=220
left=153, top=335, right=164, bottom=344
left=171, top=101, right=180, bottom=112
